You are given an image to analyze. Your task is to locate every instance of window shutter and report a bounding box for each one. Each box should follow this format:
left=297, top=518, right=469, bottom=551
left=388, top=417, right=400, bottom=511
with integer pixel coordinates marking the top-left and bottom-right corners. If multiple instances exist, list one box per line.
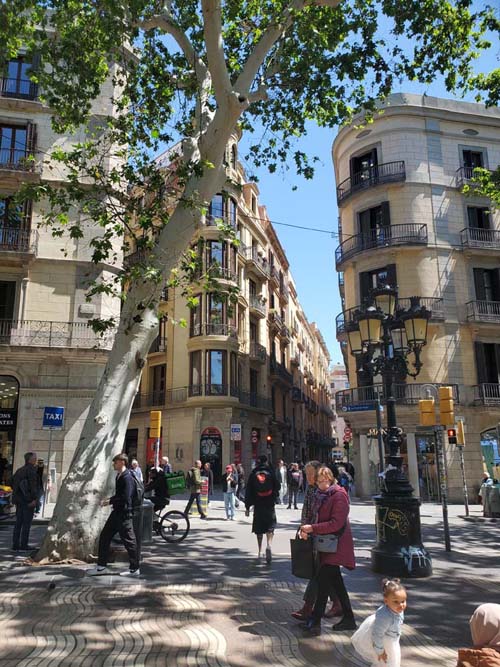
left=474, top=343, right=488, bottom=385
left=359, top=272, right=371, bottom=303
left=473, top=268, right=486, bottom=301
left=381, top=201, right=391, bottom=227
left=359, top=209, right=370, bottom=236
left=467, top=207, right=476, bottom=228
left=386, top=264, right=397, bottom=290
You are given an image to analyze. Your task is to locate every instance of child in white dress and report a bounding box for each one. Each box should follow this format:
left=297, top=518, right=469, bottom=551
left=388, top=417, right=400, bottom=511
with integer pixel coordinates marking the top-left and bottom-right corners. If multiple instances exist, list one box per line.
left=351, top=579, right=406, bottom=667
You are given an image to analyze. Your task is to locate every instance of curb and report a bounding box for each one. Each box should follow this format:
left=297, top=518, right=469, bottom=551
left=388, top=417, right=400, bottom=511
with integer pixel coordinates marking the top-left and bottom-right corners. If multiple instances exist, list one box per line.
left=461, top=515, right=499, bottom=523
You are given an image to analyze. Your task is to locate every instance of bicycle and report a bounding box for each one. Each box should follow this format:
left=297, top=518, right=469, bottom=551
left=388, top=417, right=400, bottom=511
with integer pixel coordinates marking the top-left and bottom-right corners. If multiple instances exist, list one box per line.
left=154, top=507, right=190, bottom=543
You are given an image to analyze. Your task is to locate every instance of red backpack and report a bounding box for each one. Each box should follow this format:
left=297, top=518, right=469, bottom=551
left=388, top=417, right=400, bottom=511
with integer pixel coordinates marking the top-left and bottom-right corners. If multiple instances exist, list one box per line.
left=255, top=469, right=274, bottom=498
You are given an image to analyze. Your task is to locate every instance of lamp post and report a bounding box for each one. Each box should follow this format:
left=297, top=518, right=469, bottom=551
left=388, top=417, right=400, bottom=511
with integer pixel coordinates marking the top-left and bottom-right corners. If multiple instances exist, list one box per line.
left=347, top=287, right=432, bottom=578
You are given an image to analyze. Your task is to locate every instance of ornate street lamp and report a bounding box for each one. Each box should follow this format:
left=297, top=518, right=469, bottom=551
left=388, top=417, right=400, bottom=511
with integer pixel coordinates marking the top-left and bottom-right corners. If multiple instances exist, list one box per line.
left=346, top=289, right=432, bottom=578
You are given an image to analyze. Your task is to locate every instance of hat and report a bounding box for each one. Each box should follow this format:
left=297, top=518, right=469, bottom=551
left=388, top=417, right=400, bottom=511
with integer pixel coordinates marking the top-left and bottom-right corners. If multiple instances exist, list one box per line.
left=225, top=465, right=232, bottom=471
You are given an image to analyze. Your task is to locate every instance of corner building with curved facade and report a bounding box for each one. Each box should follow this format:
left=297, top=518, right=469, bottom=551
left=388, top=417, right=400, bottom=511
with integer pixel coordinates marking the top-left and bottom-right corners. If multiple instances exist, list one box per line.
left=333, top=94, right=500, bottom=502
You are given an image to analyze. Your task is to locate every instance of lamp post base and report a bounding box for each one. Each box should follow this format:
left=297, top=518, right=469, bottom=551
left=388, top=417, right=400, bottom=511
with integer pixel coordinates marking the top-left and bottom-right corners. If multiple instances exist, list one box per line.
left=371, top=494, right=432, bottom=578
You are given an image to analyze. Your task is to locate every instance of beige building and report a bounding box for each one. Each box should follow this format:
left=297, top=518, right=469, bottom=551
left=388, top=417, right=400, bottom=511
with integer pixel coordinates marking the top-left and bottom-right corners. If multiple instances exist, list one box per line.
left=329, top=363, right=349, bottom=459
left=333, top=93, right=500, bottom=502
left=126, top=140, right=333, bottom=479
left=0, top=52, right=121, bottom=500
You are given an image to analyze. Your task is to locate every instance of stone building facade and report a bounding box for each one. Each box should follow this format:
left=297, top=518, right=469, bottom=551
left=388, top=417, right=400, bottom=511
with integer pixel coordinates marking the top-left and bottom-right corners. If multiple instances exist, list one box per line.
left=126, top=141, right=333, bottom=479
left=0, top=52, right=121, bottom=500
left=333, top=93, right=500, bottom=502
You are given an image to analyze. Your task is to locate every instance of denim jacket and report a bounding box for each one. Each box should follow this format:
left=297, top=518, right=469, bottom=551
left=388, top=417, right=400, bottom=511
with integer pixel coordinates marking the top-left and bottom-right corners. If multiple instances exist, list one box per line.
left=372, top=604, right=404, bottom=654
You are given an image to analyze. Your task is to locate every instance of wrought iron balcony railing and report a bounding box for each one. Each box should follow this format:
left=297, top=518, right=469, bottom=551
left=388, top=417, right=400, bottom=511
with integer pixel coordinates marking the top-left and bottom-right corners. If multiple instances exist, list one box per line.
left=249, top=295, right=266, bottom=315
left=336, top=161, right=406, bottom=205
left=249, top=341, right=266, bottom=363
left=456, top=166, right=493, bottom=189
left=473, top=383, right=500, bottom=406
left=0, top=319, right=114, bottom=349
left=245, top=247, right=269, bottom=276
left=335, top=224, right=428, bottom=268
left=0, top=227, right=38, bottom=254
left=460, top=227, right=500, bottom=250
left=190, top=322, right=238, bottom=338
left=270, top=357, right=293, bottom=385
left=0, top=148, right=37, bottom=172
left=335, top=383, right=460, bottom=411
left=0, top=77, right=38, bottom=100
left=466, top=300, right=500, bottom=323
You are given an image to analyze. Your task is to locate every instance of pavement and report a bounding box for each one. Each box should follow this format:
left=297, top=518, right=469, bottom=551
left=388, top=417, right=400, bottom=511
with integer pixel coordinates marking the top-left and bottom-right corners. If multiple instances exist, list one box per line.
left=0, top=494, right=497, bottom=666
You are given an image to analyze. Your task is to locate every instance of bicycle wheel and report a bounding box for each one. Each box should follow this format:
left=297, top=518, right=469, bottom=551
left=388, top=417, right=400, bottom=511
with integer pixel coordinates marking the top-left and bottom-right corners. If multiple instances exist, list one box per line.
left=159, top=510, right=190, bottom=543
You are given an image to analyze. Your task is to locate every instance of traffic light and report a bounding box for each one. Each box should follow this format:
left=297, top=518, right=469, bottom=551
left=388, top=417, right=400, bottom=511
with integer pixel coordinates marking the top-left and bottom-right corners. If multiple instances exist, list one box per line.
left=438, top=386, right=455, bottom=426
left=419, top=398, right=436, bottom=427
left=149, top=410, right=162, bottom=439
left=457, top=420, right=466, bottom=446
left=447, top=428, right=457, bottom=446
left=266, top=434, right=272, bottom=445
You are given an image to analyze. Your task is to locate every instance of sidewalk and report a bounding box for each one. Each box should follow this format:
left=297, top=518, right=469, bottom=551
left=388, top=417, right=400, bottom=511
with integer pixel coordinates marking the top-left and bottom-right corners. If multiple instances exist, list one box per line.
left=0, top=498, right=496, bottom=666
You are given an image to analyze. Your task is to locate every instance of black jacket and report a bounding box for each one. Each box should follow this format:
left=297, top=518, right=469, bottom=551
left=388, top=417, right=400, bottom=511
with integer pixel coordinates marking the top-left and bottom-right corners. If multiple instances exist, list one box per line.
left=12, top=463, right=41, bottom=504
left=110, top=469, right=135, bottom=515
left=245, top=464, right=280, bottom=509
left=221, top=472, right=237, bottom=492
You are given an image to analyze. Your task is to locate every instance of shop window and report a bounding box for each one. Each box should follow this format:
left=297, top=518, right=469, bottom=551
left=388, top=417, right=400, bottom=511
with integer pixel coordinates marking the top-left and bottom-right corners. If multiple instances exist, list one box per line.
left=0, top=375, right=19, bottom=486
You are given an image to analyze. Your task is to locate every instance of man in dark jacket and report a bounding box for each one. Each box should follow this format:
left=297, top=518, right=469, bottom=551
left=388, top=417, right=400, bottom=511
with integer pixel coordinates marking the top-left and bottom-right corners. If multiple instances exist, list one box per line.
left=88, top=453, right=140, bottom=577
left=245, top=455, right=280, bottom=564
left=12, top=452, right=41, bottom=551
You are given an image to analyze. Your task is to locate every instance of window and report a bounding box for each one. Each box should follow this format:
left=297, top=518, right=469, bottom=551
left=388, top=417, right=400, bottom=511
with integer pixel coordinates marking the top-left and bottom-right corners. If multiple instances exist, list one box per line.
left=249, top=279, right=257, bottom=298
left=358, top=202, right=390, bottom=238
left=473, top=268, right=500, bottom=302
left=206, top=350, right=226, bottom=394
left=467, top=207, right=490, bottom=230
left=350, top=148, right=378, bottom=181
left=230, top=352, right=238, bottom=390
left=0, top=197, right=24, bottom=228
left=251, top=194, right=257, bottom=214
left=150, top=364, right=166, bottom=403
left=208, top=194, right=224, bottom=218
left=475, top=343, right=500, bottom=385
left=359, top=265, right=396, bottom=302
left=190, top=294, right=202, bottom=336
left=250, top=320, right=257, bottom=342
left=189, top=351, right=202, bottom=395
left=207, top=293, right=224, bottom=326
left=0, top=282, right=16, bottom=320
left=270, top=293, right=275, bottom=309
left=2, top=57, right=37, bottom=98
left=462, top=149, right=484, bottom=170
left=207, top=240, right=224, bottom=267
left=229, top=198, right=237, bottom=227
left=0, top=125, right=28, bottom=165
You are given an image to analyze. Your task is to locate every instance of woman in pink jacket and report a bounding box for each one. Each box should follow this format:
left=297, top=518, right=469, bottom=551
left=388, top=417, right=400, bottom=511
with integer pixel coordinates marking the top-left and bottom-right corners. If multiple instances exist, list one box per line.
left=299, top=465, right=356, bottom=635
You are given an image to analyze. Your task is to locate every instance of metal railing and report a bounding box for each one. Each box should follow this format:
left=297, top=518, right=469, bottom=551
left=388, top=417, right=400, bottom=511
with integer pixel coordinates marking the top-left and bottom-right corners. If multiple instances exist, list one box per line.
left=0, top=227, right=38, bottom=254
left=279, top=283, right=289, bottom=302
left=212, top=266, right=238, bottom=282
left=0, top=77, right=38, bottom=100
left=335, top=224, right=428, bottom=268
left=270, top=265, right=280, bottom=285
left=249, top=295, right=266, bottom=315
left=245, top=247, right=270, bottom=276
left=205, top=383, right=228, bottom=396
left=0, top=148, right=36, bottom=172
left=205, top=213, right=237, bottom=229
left=249, top=341, right=266, bottom=362
left=466, top=300, right=500, bottom=323
left=473, top=383, right=500, bottom=405
left=337, top=161, right=406, bottom=205
left=132, top=387, right=189, bottom=409
left=149, top=336, right=167, bottom=354
left=0, top=319, right=114, bottom=349
left=460, top=227, right=500, bottom=250
left=456, top=166, right=493, bottom=188
left=190, top=322, right=237, bottom=337
left=335, top=383, right=460, bottom=411
left=238, top=390, right=272, bottom=411
left=269, top=311, right=284, bottom=329
left=270, top=357, right=293, bottom=384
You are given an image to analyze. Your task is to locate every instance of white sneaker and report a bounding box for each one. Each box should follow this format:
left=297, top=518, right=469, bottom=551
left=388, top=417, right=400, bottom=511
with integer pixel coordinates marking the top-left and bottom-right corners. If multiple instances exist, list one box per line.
left=119, top=569, right=141, bottom=578
left=87, top=566, right=110, bottom=576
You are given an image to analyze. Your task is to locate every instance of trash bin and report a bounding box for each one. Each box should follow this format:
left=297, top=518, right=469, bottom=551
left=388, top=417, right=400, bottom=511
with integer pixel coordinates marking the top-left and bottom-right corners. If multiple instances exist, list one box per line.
left=138, top=498, right=154, bottom=545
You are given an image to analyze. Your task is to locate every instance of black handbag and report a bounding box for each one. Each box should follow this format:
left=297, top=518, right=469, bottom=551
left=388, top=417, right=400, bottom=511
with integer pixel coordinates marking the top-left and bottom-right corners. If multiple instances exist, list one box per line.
left=290, top=529, right=315, bottom=579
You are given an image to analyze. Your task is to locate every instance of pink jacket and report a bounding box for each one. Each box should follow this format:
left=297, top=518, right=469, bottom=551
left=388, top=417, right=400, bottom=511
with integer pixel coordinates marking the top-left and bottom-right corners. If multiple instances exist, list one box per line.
left=310, top=484, right=356, bottom=570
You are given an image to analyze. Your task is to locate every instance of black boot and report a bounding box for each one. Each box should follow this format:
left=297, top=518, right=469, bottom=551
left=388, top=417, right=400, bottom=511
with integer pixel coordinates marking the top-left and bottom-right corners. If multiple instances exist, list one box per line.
left=332, top=616, right=357, bottom=631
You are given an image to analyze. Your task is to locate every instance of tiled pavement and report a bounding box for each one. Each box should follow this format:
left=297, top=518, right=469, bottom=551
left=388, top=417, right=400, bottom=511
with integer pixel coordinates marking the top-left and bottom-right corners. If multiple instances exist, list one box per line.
left=0, top=497, right=497, bottom=666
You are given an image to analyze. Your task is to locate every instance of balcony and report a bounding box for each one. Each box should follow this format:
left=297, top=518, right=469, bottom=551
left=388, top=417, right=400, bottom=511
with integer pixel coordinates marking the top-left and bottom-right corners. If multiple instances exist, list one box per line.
left=191, top=323, right=238, bottom=338
left=132, top=387, right=189, bottom=409
left=238, top=390, right=272, bottom=411
left=0, top=227, right=38, bottom=255
left=335, top=224, right=428, bottom=269
left=212, top=266, right=238, bottom=283
left=0, top=77, right=38, bottom=101
left=336, top=161, right=406, bottom=206
left=0, top=148, right=37, bottom=173
left=280, top=325, right=291, bottom=344
left=270, top=357, right=293, bottom=386
left=269, top=310, right=284, bottom=331
left=0, top=319, right=114, bottom=350
left=245, top=247, right=269, bottom=278
left=335, top=383, right=460, bottom=412
left=249, top=294, right=266, bottom=317
left=269, top=265, right=280, bottom=288
left=149, top=335, right=167, bottom=354
left=249, top=341, right=266, bottom=363
left=456, top=166, right=493, bottom=189
left=279, top=283, right=289, bottom=303
left=460, top=227, right=500, bottom=251
left=205, top=213, right=237, bottom=229
left=466, top=300, right=500, bottom=324
left=473, top=383, right=500, bottom=406
left=290, top=352, right=300, bottom=367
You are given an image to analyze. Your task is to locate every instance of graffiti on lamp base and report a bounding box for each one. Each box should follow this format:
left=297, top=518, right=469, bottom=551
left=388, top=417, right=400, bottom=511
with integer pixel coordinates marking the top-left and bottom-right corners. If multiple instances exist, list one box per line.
left=377, top=507, right=410, bottom=540
left=400, top=546, right=431, bottom=575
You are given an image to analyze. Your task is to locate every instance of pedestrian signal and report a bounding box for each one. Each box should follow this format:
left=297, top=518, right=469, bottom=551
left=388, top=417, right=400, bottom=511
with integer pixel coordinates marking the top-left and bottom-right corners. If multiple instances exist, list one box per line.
left=149, top=410, right=162, bottom=439
left=438, top=386, right=455, bottom=426
left=447, top=428, right=457, bottom=446
left=266, top=434, right=272, bottom=444
left=419, top=398, right=436, bottom=427
left=457, top=420, right=466, bottom=446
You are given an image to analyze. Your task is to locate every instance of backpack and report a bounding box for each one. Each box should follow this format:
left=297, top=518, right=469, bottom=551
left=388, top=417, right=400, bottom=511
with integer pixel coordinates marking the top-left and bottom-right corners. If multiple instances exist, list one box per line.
left=254, top=468, right=274, bottom=498
left=186, top=469, right=194, bottom=488
left=338, top=472, right=350, bottom=490
left=130, top=471, right=144, bottom=507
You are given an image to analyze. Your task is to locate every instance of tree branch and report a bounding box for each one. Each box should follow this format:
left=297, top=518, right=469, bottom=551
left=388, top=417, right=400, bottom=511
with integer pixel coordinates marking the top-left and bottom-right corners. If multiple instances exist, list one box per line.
left=201, top=0, right=233, bottom=103
left=247, top=84, right=269, bottom=104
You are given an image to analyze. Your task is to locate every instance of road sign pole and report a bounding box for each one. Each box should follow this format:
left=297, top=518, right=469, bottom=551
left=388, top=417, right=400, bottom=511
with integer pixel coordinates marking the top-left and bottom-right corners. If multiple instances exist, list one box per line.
left=457, top=445, right=470, bottom=517
left=434, top=427, right=451, bottom=552
left=42, top=428, right=53, bottom=518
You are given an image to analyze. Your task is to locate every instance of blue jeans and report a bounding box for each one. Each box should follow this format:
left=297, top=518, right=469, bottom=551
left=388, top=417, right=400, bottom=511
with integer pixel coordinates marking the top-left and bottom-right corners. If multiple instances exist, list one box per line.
left=13, top=502, right=35, bottom=549
left=223, top=492, right=235, bottom=519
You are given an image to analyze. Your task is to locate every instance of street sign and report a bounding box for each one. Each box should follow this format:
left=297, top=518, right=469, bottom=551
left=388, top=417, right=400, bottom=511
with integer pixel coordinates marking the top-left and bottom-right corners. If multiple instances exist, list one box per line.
left=231, top=423, right=242, bottom=441
left=43, top=406, right=65, bottom=430
left=342, top=403, right=377, bottom=412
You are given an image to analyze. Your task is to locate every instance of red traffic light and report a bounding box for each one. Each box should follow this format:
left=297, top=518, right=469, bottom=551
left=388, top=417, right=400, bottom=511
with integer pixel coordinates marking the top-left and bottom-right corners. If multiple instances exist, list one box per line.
left=266, top=435, right=272, bottom=443
left=447, top=428, right=456, bottom=438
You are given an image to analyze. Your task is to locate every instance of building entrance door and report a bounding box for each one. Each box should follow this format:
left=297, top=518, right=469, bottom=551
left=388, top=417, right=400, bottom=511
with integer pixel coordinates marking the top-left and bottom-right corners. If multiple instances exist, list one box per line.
left=200, top=427, right=222, bottom=482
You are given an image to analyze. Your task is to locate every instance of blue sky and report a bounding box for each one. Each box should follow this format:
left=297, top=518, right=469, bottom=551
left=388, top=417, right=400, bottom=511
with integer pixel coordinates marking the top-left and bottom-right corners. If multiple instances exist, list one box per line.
left=239, top=49, right=498, bottom=366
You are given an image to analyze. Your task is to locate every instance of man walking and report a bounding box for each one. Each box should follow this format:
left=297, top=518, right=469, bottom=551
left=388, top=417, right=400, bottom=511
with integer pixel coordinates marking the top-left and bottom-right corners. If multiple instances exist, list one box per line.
left=184, top=460, right=207, bottom=519
left=245, top=455, right=280, bottom=563
left=287, top=462, right=302, bottom=509
left=88, top=453, right=140, bottom=577
left=12, top=452, right=41, bottom=552
left=277, top=459, right=288, bottom=505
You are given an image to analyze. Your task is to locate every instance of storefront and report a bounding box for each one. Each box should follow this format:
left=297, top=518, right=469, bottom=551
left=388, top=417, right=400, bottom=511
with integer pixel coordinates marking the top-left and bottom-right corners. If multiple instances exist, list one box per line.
left=0, top=375, right=19, bottom=485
